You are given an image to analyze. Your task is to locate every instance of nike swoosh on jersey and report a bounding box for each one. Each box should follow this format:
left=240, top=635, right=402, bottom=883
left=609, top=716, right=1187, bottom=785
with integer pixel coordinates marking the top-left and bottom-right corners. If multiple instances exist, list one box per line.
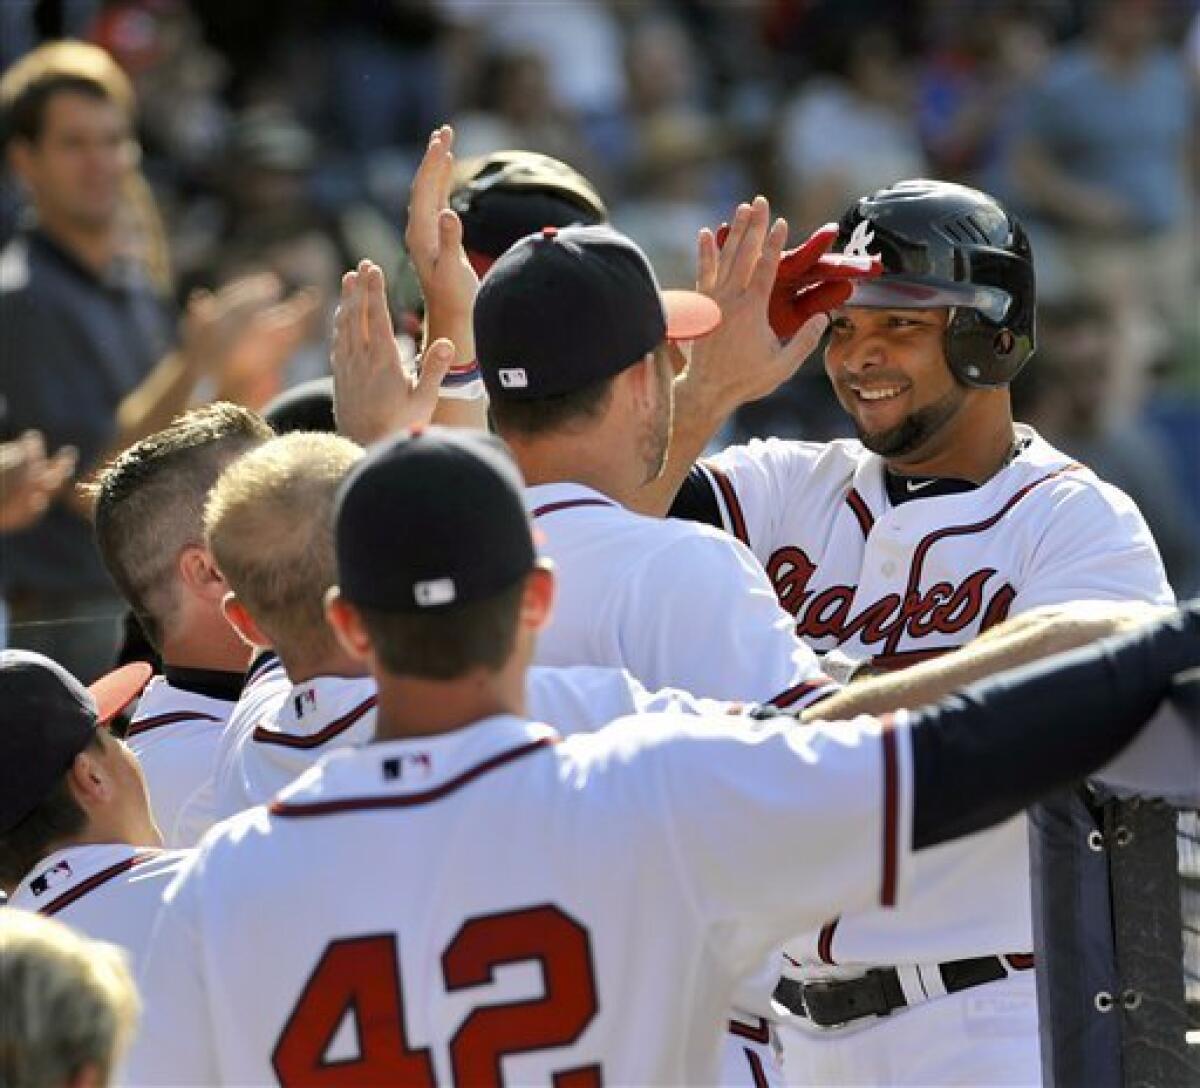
left=905, top=478, right=937, bottom=492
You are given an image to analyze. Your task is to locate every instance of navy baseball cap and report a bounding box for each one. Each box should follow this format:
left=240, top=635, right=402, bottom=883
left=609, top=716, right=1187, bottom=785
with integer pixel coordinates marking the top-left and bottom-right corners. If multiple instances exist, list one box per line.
left=263, top=377, right=336, bottom=435
left=474, top=224, right=721, bottom=401
left=334, top=426, right=536, bottom=613
left=0, top=653, right=151, bottom=834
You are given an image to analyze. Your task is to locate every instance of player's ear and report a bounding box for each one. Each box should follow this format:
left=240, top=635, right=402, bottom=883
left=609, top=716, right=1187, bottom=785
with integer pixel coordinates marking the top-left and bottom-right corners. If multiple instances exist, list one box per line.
left=178, top=545, right=228, bottom=602
left=325, top=587, right=372, bottom=660
left=520, top=562, right=556, bottom=631
left=66, top=738, right=113, bottom=809
left=221, top=592, right=273, bottom=650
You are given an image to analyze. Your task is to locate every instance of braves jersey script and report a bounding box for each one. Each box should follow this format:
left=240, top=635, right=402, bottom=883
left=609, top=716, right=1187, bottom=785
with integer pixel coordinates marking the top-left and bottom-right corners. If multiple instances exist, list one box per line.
left=680, top=425, right=1171, bottom=1070
left=214, top=663, right=729, bottom=821
left=687, top=426, right=1170, bottom=670
left=127, top=676, right=240, bottom=847
left=128, top=710, right=914, bottom=1086
left=7, top=843, right=189, bottom=976
left=528, top=482, right=835, bottom=708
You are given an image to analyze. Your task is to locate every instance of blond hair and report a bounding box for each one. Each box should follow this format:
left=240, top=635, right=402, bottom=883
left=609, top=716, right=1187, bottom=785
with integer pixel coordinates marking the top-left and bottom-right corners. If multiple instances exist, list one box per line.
left=205, top=432, right=363, bottom=663
left=0, top=910, right=140, bottom=1088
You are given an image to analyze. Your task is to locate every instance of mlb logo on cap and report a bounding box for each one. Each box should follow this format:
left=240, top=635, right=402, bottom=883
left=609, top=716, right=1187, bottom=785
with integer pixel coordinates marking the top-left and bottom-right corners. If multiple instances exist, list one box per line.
left=499, top=368, right=528, bottom=389
left=414, top=578, right=456, bottom=608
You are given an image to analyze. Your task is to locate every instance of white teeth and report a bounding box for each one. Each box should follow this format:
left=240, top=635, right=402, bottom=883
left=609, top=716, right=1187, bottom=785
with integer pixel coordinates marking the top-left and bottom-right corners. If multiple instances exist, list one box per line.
left=857, top=387, right=903, bottom=401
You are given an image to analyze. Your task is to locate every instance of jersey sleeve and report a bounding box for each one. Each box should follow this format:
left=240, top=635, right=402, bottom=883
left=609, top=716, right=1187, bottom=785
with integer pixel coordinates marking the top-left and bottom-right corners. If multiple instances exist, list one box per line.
left=621, top=529, right=836, bottom=705
left=126, top=851, right=220, bottom=1086
left=691, top=438, right=820, bottom=563
left=1012, top=477, right=1174, bottom=611
left=642, top=711, right=915, bottom=979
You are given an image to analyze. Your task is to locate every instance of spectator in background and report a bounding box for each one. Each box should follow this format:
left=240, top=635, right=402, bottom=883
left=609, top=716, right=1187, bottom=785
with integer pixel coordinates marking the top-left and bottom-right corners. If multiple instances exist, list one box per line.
left=1012, top=297, right=1200, bottom=596
left=0, top=911, right=140, bottom=1088
left=0, top=41, right=309, bottom=680
left=778, top=23, right=926, bottom=229
left=453, top=46, right=597, bottom=184
left=1011, top=0, right=1195, bottom=344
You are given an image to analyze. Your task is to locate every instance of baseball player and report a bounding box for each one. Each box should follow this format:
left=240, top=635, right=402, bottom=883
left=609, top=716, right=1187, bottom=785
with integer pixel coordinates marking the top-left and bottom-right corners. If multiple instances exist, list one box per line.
left=654, top=181, right=1173, bottom=1084
left=201, top=430, right=730, bottom=822
left=91, top=403, right=274, bottom=847
left=0, top=652, right=189, bottom=977
left=126, top=426, right=1200, bottom=1086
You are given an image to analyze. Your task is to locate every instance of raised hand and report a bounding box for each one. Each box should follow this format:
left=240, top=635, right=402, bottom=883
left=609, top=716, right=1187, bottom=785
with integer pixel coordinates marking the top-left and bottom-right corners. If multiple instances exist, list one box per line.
left=181, top=274, right=320, bottom=410
left=0, top=430, right=77, bottom=531
left=715, top=221, right=881, bottom=341
left=405, top=125, right=479, bottom=349
left=331, top=260, right=452, bottom=445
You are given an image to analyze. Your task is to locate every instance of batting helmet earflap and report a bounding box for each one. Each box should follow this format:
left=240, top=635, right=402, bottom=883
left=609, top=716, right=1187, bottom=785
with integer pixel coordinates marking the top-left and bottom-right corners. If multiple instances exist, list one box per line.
left=835, top=180, right=1036, bottom=388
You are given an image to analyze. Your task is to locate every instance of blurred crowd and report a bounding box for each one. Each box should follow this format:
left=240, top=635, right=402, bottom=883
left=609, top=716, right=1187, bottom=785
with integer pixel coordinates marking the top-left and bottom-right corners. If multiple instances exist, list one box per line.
left=1, top=0, right=1198, bottom=592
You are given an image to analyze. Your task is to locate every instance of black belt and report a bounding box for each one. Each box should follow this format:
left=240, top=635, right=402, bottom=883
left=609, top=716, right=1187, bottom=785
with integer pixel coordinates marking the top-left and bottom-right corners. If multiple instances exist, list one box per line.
left=774, top=954, right=1026, bottom=1028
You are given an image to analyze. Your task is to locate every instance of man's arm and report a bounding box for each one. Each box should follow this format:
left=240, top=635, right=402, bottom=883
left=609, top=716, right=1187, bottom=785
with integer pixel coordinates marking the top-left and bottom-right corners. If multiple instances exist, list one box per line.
left=802, top=601, right=1172, bottom=724
left=632, top=198, right=851, bottom=517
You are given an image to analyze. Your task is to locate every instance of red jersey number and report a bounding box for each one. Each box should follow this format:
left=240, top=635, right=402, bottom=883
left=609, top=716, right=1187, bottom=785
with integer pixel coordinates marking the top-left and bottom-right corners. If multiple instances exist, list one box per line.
left=273, top=905, right=601, bottom=1088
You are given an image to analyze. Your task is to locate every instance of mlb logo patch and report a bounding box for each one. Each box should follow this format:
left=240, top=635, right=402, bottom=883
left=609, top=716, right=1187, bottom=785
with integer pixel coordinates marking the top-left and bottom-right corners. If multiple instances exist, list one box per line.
left=383, top=752, right=433, bottom=781
left=498, top=368, right=528, bottom=389
left=294, top=687, right=318, bottom=719
left=414, top=578, right=455, bottom=607
left=30, top=859, right=73, bottom=897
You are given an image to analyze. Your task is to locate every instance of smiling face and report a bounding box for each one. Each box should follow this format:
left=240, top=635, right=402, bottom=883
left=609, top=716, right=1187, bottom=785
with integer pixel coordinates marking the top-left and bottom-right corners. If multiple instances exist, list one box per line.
left=824, top=306, right=973, bottom=460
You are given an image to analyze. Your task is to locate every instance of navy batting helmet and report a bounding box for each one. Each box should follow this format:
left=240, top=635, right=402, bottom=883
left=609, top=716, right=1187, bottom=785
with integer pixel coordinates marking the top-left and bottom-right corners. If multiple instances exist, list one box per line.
left=835, top=180, right=1036, bottom=388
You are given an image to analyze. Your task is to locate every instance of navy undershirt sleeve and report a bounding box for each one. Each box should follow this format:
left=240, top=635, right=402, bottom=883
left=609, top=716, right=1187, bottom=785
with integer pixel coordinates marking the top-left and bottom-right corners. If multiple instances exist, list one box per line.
left=910, top=606, right=1199, bottom=851
left=668, top=465, right=723, bottom=529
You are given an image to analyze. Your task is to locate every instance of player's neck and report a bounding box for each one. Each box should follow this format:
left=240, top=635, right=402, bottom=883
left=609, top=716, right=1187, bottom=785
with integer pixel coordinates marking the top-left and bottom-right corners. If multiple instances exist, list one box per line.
left=503, top=430, right=649, bottom=510
left=372, top=664, right=526, bottom=741
left=886, top=403, right=1016, bottom=484
left=277, top=642, right=368, bottom=686
left=160, top=615, right=254, bottom=675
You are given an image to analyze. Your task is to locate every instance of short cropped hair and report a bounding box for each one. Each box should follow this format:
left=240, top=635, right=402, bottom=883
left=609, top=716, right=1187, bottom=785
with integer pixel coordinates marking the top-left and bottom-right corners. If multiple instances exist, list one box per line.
left=0, top=40, right=135, bottom=147
left=0, top=731, right=102, bottom=891
left=358, top=580, right=526, bottom=680
left=92, top=403, right=272, bottom=649
left=0, top=910, right=139, bottom=1088
left=205, top=433, right=363, bottom=663
left=488, top=373, right=615, bottom=438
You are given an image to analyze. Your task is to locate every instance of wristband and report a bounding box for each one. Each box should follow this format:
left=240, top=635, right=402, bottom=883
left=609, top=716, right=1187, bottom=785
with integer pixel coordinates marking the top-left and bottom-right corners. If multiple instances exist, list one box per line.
left=438, top=359, right=486, bottom=401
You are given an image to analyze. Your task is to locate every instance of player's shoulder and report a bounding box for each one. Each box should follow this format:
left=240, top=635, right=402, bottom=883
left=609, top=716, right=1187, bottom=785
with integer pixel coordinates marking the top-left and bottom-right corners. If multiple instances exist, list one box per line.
left=709, top=435, right=866, bottom=481
left=633, top=512, right=765, bottom=580
left=1007, top=428, right=1147, bottom=518
left=126, top=679, right=231, bottom=760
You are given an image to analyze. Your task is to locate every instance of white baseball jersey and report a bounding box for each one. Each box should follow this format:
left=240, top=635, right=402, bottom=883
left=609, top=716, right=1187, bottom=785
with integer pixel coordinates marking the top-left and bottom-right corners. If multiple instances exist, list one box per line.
left=214, top=663, right=729, bottom=821
left=128, top=709, right=915, bottom=1087
left=7, top=843, right=189, bottom=976
left=683, top=426, right=1171, bottom=1082
left=127, top=675, right=240, bottom=847
left=691, top=426, right=1170, bottom=668
left=527, top=482, right=835, bottom=708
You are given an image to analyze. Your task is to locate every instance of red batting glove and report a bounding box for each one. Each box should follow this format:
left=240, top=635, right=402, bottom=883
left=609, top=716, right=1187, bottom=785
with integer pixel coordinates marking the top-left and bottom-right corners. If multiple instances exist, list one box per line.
left=715, top=222, right=883, bottom=340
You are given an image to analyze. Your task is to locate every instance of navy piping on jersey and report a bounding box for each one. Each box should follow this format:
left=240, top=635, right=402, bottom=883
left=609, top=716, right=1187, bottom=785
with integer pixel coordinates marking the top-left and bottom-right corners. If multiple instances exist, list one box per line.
left=532, top=498, right=615, bottom=518
left=246, top=652, right=284, bottom=687
left=704, top=464, right=750, bottom=547
left=126, top=710, right=222, bottom=739
left=252, top=695, right=377, bottom=750
left=845, top=488, right=874, bottom=538
left=880, top=715, right=901, bottom=907
left=269, top=736, right=559, bottom=817
left=727, top=1017, right=771, bottom=1045
left=35, top=851, right=160, bottom=917
left=767, top=676, right=837, bottom=710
